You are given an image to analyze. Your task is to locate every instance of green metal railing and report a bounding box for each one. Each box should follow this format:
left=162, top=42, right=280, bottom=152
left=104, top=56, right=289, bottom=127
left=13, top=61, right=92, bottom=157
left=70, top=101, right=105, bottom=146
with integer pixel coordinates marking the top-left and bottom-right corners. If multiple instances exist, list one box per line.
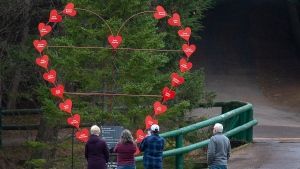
left=135, top=101, right=258, bottom=169
left=1, top=101, right=257, bottom=168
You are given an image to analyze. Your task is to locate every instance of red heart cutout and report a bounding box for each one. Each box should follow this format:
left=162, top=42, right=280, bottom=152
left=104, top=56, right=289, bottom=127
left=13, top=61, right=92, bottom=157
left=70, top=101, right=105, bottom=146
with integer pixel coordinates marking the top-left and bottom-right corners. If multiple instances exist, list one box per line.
left=134, top=147, right=140, bottom=155
left=49, top=9, right=62, bottom=23
left=171, top=73, right=185, bottom=87
left=63, top=3, right=77, bottom=16
left=50, top=84, right=64, bottom=98
left=33, top=40, right=47, bottom=53
left=108, top=35, right=122, bottom=49
left=43, top=69, right=57, bottom=84
left=168, top=13, right=181, bottom=27
left=162, top=87, right=176, bottom=102
left=182, top=44, right=196, bottom=58
left=145, top=115, right=158, bottom=129
left=153, top=6, right=167, bottom=19
left=38, top=23, right=52, bottom=37
left=76, top=128, right=89, bottom=142
left=153, top=101, right=167, bottom=115
left=136, top=129, right=146, bottom=143
left=67, top=114, right=80, bottom=129
left=36, top=55, right=49, bottom=69
left=59, top=99, right=72, bottom=114
left=179, top=58, right=192, bottom=73
left=178, top=27, right=191, bottom=41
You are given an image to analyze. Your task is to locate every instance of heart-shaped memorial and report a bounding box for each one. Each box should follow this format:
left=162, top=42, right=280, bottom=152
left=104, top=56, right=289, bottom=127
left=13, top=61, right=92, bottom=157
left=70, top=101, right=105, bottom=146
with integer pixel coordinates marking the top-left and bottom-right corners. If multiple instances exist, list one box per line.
left=49, top=10, right=63, bottom=23
left=34, top=3, right=197, bottom=147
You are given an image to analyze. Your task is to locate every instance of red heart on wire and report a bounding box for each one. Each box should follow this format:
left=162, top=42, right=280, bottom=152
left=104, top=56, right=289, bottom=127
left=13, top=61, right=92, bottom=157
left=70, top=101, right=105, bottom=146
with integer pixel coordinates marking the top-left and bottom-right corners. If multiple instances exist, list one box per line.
left=145, top=115, right=158, bottom=129
left=33, top=40, right=47, bottom=53
left=59, top=99, right=72, bottom=114
left=38, top=23, right=52, bottom=37
left=153, top=101, right=167, bottom=115
left=178, top=27, right=191, bottom=41
left=153, top=6, right=167, bottom=19
left=179, top=58, right=192, bottom=73
left=171, top=73, right=185, bottom=87
left=67, top=114, right=80, bottom=129
left=168, top=13, right=181, bottom=27
left=76, top=128, right=89, bottom=142
left=43, top=70, right=57, bottom=84
left=63, top=3, right=77, bottom=16
left=162, top=87, right=176, bottom=102
left=136, top=129, right=146, bottom=143
left=182, top=44, right=196, bottom=58
left=108, top=35, right=122, bottom=49
left=49, top=9, right=62, bottom=23
left=50, top=84, right=64, bottom=98
left=36, top=55, right=49, bottom=69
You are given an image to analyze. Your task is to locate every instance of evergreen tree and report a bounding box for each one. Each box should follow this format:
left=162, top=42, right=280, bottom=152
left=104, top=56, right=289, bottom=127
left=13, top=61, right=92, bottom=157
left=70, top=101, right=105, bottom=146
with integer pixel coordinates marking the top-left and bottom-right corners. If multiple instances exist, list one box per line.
left=35, top=0, right=214, bottom=163
left=1, top=0, right=214, bottom=167
left=37, top=0, right=214, bottom=133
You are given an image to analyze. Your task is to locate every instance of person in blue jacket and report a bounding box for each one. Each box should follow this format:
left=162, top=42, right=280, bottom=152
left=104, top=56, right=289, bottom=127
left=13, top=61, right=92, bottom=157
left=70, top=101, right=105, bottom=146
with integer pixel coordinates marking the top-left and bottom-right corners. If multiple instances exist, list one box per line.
left=139, top=124, right=165, bottom=169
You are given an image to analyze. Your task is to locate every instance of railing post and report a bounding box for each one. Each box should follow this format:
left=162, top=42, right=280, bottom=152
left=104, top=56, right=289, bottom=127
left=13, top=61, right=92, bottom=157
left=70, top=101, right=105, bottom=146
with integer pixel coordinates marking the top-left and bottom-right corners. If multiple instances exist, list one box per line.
left=175, top=134, right=184, bottom=169
left=246, top=108, right=254, bottom=142
left=0, top=107, right=2, bottom=148
left=240, top=110, right=247, bottom=140
left=72, top=128, right=74, bottom=169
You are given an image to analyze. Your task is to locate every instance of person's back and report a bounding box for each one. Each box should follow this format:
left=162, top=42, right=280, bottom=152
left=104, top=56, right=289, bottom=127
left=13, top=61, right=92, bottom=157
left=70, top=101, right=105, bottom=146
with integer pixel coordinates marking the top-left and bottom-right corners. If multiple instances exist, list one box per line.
left=114, top=129, right=137, bottom=169
left=85, top=125, right=109, bottom=169
left=207, top=123, right=231, bottom=169
left=86, top=135, right=109, bottom=161
left=115, top=142, right=136, bottom=166
left=140, top=124, right=165, bottom=169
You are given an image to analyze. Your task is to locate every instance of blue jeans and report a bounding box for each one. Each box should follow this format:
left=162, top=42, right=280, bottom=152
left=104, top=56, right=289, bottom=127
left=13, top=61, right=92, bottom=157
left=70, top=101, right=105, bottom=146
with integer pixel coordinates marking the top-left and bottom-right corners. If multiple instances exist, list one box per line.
left=209, top=165, right=227, bottom=169
left=117, top=165, right=136, bottom=169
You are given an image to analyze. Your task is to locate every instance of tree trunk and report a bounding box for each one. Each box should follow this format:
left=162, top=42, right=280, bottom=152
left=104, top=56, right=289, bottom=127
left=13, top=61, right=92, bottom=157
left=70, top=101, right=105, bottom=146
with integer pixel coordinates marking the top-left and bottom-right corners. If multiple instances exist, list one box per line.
left=15, top=0, right=60, bottom=167
left=287, top=0, right=300, bottom=50
left=7, top=68, right=21, bottom=109
left=33, top=115, right=59, bottom=168
left=32, top=0, right=63, bottom=167
left=6, top=0, right=31, bottom=109
left=0, top=77, right=2, bottom=108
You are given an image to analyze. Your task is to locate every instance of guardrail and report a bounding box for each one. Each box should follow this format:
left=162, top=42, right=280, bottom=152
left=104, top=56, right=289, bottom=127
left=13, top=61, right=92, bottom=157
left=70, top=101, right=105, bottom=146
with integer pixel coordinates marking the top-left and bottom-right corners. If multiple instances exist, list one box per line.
left=0, top=108, right=42, bottom=147
left=0, top=108, right=92, bottom=148
left=135, top=101, right=258, bottom=169
left=1, top=101, right=257, bottom=169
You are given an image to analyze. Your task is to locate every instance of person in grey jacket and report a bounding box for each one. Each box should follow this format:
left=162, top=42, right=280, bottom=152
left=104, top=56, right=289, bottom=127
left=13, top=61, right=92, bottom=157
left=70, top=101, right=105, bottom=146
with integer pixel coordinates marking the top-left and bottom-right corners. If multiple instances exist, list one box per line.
left=207, top=123, right=231, bottom=169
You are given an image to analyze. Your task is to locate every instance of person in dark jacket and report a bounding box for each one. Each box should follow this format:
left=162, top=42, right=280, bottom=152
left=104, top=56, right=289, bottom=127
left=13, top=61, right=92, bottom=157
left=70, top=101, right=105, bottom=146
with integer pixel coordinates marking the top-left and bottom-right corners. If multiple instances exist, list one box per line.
left=139, top=124, right=165, bottom=169
left=85, top=125, right=109, bottom=169
left=207, top=123, right=231, bottom=169
left=114, top=129, right=137, bottom=169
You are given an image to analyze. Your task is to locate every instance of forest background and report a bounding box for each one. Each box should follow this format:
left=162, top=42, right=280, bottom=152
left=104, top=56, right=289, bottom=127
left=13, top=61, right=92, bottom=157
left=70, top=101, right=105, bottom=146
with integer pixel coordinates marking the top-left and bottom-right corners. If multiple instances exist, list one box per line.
left=0, top=0, right=215, bottom=168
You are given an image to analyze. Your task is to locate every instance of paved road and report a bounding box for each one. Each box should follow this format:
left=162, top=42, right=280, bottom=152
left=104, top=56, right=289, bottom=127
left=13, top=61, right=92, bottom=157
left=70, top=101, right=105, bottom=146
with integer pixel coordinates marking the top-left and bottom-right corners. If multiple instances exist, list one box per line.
left=193, top=0, right=300, bottom=168
left=229, top=141, right=300, bottom=169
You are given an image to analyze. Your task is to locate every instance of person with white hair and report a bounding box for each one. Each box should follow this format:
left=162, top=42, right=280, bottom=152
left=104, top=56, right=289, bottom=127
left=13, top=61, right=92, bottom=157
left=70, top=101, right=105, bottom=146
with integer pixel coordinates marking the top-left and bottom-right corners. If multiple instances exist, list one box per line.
left=207, top=123, right=231, bottom=169
left=139, top=124, right=165, bottom=169
left=114, top=129, right=137, bottom=169
left=85, top=125, right=109, bottom=169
